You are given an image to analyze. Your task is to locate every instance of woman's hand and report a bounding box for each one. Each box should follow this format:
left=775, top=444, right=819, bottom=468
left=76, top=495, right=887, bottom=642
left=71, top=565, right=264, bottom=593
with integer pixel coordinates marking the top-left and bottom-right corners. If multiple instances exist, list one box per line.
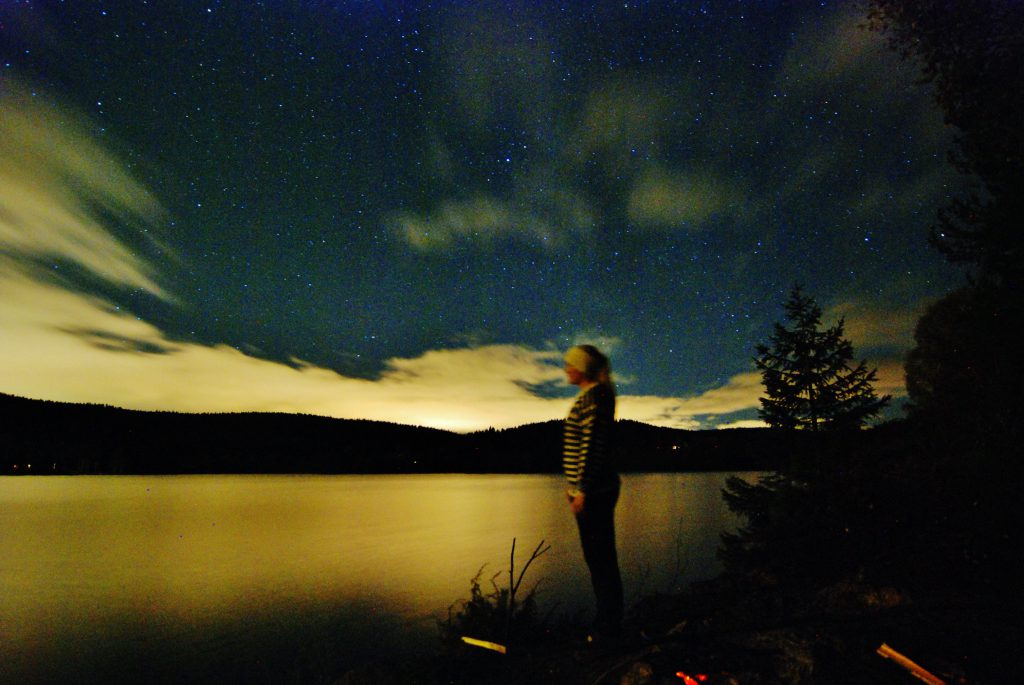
left=569, top=491, right=586, bottom=515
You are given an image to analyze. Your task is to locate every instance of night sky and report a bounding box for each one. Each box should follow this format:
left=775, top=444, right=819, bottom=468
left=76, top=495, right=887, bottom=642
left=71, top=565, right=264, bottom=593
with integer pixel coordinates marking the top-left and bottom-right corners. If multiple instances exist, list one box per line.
left=1, top=1, right=967, bottom=432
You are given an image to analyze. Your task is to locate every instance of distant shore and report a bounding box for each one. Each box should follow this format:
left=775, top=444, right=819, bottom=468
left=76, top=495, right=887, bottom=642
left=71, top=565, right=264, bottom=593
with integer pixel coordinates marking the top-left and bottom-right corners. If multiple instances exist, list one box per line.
left=3, top=392, right=809, bottom=475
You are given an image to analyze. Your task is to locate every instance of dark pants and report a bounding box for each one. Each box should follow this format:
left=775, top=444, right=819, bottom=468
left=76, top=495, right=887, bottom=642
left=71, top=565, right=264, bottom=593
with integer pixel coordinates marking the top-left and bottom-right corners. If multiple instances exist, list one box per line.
left=575, top=483, right=624, bottom=637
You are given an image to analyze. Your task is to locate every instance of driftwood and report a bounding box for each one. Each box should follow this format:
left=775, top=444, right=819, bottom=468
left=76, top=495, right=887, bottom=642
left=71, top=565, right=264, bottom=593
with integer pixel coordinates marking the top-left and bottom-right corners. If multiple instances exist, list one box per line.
left=459, top=636, right=507, bottom=654
left=877, top=643, right=946, bottom=685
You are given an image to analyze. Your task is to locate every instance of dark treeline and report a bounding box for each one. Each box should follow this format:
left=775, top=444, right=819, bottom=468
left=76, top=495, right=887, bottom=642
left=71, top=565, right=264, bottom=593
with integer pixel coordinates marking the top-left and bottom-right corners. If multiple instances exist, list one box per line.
left=1, top=392, right=818, bottom=475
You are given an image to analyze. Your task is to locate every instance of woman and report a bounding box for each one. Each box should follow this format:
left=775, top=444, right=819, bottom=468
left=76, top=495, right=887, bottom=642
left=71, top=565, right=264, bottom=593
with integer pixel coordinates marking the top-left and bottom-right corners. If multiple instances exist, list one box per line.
left=562, top=344, right=623, bottom=641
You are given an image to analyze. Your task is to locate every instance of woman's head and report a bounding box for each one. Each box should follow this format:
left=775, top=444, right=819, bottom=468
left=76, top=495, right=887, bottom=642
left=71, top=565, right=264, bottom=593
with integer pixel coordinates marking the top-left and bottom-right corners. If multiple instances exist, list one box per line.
left=564, top=344, right=611, bottom=384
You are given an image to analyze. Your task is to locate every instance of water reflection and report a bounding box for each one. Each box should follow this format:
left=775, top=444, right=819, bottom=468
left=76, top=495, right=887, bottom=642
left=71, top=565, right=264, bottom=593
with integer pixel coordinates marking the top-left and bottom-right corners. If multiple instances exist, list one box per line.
left=0, top=473, right=746, bottom=683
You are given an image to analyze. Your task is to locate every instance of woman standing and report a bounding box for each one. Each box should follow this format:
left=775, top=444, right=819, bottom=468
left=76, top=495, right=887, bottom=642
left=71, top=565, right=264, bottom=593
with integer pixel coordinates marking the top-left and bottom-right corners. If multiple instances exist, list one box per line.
left=562, top=344, right=623, bottom=642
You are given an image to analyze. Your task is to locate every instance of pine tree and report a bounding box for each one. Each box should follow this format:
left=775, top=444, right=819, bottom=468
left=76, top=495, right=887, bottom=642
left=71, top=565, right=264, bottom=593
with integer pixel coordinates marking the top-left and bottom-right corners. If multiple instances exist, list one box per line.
left=755, top=285, right=890, bottom=431
left=720, top=287, right=893, bottom=583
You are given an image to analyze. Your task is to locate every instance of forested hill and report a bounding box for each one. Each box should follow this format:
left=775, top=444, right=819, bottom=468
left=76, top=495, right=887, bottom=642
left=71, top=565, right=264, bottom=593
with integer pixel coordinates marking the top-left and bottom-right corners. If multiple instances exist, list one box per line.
left=3, top=393, right=801, bottom=475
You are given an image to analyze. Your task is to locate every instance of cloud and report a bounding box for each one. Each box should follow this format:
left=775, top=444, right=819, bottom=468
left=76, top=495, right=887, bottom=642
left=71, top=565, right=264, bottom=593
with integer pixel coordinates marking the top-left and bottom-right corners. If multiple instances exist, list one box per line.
left=0, top=272, right=553, bottom=430
left=0, top=258, right=571, bottom=431
left=0, top=81, right=171, bottom=297
left=850, top=164, right=959, bottom=227
left=388, top=166, right=604, bottom=251
left=824, top=298, right=924, bottom=351
left=716, top=419, right=770, bottom=429
left=754, top=6, right=956, bottom=253
left=873, top=358, right=907, bottom=399
left=777, top=6, right=902, bottom=93
left=627, top=166, right=741, bottom=229
left=1, top=252, right=763, bottom=433
left=1, top=257, right=765, bottom=432
left=573, top=74, right=679, bottom=164
left=390, top=69, right=695, bottom=251
left=388, top=195, right=577, bottom=251
left=433, top=3, right=557, bottom=135
left=0, top=264, right=761, bottom=432
left=1, top=74, right=769, bottom=434
left=822, top=298, right=917, bottom=400
left=618, top=372, right=763, bottom=429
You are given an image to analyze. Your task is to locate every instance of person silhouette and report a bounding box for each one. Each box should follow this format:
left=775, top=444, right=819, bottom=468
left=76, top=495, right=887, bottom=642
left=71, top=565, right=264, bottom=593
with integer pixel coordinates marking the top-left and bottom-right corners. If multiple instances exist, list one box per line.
left=562, top=344, right=623, bottom=642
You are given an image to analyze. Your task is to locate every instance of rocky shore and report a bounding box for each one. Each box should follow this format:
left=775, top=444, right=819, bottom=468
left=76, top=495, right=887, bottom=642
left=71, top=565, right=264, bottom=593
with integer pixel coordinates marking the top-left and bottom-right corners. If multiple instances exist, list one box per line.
left=334, top=575, right=1018, bottom=685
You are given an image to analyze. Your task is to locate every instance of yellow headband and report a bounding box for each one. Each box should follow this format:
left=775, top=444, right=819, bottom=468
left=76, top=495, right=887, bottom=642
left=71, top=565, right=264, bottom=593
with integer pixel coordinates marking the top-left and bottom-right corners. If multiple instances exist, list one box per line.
left=564, top=346, right=595, bottom=374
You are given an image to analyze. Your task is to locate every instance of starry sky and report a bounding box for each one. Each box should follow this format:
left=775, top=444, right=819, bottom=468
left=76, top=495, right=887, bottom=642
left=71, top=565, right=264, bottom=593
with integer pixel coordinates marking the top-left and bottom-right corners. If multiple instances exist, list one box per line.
left=1, top=1, right=967, bottom=432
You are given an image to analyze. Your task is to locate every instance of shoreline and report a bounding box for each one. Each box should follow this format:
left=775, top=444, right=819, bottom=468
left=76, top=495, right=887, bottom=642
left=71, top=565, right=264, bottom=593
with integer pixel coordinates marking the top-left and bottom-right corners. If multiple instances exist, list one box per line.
left=336, top=574, right=1020, bottom=685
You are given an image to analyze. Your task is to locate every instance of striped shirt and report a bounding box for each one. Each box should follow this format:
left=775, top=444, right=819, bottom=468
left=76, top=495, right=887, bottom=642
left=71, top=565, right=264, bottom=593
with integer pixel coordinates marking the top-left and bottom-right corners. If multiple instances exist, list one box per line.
left=563, top=382, right=617, bottom=494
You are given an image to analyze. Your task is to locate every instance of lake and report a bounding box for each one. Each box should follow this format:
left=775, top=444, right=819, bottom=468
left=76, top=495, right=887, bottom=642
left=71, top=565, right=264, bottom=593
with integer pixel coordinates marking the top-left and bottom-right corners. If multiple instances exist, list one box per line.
left=0, top=473, right=751, bottom=683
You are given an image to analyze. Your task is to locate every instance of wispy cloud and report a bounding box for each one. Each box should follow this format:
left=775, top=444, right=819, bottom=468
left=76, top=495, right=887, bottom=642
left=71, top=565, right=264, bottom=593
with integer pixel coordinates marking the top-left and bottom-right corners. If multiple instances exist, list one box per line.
left=627, top=166, right=741, bottom=229
left=572, top=74, right=678, bottom=168
left=0, top=270, right=761, bottom=431
left=0, top=259, right=568, bottom=431
left=776, top=5, right=911, bottom=94
left=433, top=3, right=557, bottom=137
left=1, top=75, right=767, bottom=433
left=390, top=62, right=700, bottom=250
left=387, top=194, right=588, bottom=251
left=0, top=81, right=170, bottom=297
left=392, top=6, right=954, bottom=255
left=823, top=298, right=919, bottom=399
left=2, top=234, right=763, bottom=432
left=619, top=372, right=763, bottom=430
left=873, top=358, right=908, bottom=400
left=825, top=298, right=924, bottom=351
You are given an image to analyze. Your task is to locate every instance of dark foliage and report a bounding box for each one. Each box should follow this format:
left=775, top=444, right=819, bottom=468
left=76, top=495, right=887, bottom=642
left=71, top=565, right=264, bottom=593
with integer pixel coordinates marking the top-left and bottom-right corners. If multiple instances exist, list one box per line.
left=1, top=393, right=457, bottom=475
left=1, top=393, right=794, bottom=475
left=867, top=0, right=1024, bottom=593
left=905, top=283, right=1023, bottom=444
left=715, top=11, right=1024, bottom=681
left=438, top=539, right=550, bottom=653
left=867, top=0, right=1024, bottom=286
left=755, top=285, right=890, bottom=432
left=728, top=292, right=1020, bottom=601
left=720, top=425, right=913, bottom=588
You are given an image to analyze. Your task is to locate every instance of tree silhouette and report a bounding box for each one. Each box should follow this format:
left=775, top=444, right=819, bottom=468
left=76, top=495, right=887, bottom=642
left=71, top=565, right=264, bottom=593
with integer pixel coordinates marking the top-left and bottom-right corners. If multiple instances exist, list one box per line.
left=718, top=7, right=1022, bottom=650
left=755, top=285, right=890, bottom=431
left=868, top=0, right=1024, bottom=446
left=867, top=0, right=1024, bottom=285
left=720, top=286, right=893, bottom=582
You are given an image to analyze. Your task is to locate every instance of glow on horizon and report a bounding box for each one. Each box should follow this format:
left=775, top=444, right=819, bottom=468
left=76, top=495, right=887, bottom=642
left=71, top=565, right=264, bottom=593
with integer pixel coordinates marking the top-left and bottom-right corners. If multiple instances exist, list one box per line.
left=0, top=266, right=765, bottom=431
left=1, top=79, right=915, bottom=433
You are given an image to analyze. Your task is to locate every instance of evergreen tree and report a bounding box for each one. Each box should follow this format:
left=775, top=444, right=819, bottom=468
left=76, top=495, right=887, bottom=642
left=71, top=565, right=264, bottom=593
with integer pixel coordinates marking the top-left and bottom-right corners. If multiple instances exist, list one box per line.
left=721, top=287, right=893, bottom=585
left=755, top=285, right=890, bottom=431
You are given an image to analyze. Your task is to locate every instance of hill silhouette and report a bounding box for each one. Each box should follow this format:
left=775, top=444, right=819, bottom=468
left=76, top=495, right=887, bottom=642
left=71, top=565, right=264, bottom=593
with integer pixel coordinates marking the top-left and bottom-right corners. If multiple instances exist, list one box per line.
left=2, top=393, right=803, bottom=475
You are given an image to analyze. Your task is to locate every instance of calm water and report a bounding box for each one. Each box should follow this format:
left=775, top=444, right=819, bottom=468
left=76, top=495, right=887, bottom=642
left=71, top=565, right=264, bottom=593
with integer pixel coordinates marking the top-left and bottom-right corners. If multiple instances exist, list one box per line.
left=0, top=473, right=749, bottom=683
